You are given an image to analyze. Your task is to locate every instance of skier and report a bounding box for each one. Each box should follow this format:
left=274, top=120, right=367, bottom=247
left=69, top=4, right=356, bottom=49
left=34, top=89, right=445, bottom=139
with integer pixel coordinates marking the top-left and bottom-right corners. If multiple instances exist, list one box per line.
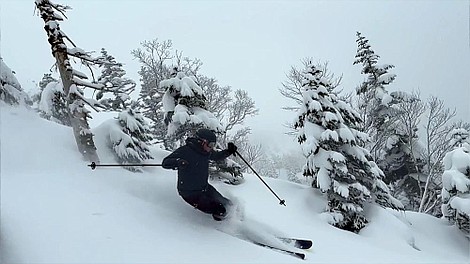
left=162, top=128, right=238, bottom=221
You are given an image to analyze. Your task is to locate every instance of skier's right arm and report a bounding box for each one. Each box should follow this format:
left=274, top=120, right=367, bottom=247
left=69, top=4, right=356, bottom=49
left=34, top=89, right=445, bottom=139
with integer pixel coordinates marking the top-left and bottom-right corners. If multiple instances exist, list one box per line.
left=162, top=149, right=188, bottom=170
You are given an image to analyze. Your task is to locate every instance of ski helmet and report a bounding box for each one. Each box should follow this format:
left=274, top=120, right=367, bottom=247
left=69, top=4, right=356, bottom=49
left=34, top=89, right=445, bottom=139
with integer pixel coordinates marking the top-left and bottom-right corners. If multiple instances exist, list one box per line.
left=196, top=128, right=216, bottom=143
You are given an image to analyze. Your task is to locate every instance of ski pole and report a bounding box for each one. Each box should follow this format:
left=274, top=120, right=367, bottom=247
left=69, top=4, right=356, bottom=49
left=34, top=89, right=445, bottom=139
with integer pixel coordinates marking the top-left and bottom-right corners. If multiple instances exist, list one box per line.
left=88, top=162, right=163, bottom=170
left=235, top=150, right=286, bottom=206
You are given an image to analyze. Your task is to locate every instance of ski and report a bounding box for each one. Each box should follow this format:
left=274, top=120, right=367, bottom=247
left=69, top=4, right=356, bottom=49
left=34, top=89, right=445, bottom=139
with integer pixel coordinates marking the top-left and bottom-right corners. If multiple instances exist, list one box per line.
left=216, top=228, right=307, bottom=260
left=213, top=215, right=309, bottom=260
left=252, top=241, right=306, bottom=260
left=277, top=237, right=313, bottom=250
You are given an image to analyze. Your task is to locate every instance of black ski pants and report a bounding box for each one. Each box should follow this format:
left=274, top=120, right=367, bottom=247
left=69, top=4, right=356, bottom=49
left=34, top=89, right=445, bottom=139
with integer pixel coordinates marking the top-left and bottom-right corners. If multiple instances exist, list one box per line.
left=179, top=184, right=232, bottom=217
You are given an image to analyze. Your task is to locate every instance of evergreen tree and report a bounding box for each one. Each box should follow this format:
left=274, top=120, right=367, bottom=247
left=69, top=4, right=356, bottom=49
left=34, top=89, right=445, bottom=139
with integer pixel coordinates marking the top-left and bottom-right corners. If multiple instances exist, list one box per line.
left=38, top=81, right=70, bottom=126
left=441, top=135, right=470, bottom=234
left=294, top=61, right=402, bottom=232
left=131, top=39, right=201, bottom=144
left=39, top=73, right=57, bottom=90
left=95, top=48, right=136, bottom=111
left=335, top=89, right=404, bottom=213
left=111, top=106, right=153, bottom=172
left=353, top=32, right=422, bottom=210
left=161, top=69, right=220, bottom=144
left=32, top=73, right=59, bottom=108
left=353, top=31, right=397, bottom=158
left=449, top=128, right=470, bottom=149
left=132, top=39, right=257, bottom=150
left=161, top=69, right=243, bottom=184
left=0, top=58, right=30, bottom=106
left=280, top=58, right=344, bottom=137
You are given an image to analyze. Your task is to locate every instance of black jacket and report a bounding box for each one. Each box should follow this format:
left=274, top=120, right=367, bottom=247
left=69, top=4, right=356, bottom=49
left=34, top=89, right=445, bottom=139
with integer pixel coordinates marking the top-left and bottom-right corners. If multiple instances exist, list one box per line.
left=162, top=137, right=231, bottom=195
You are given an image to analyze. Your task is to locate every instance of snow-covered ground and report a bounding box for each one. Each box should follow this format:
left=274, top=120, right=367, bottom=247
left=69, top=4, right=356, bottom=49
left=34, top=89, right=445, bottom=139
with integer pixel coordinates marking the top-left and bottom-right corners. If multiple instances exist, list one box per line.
left=1, top=105, right=469, bottom=263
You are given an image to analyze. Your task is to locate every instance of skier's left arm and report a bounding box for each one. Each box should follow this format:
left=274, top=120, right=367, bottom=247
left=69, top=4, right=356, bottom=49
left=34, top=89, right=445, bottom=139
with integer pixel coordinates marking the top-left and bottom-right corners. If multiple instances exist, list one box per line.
left=210, top=142, right=237, bottom=161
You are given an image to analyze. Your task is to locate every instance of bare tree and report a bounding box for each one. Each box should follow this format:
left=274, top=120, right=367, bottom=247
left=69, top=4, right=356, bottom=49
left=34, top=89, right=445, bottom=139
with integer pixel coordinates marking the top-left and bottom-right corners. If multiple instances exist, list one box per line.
left=131, top=39, right=174, bottom=93
left=197, top=76, right=231, bottom=121
left=253, top=156, right=278, bottom=179
left=131, top=39, right=203, bottom=98
left=393, top=91, right=426, bottom=158
left=383, top=91, right=426, bottom=210
left=195, top=76, right=258, bottom=145
left=238, top=141, right=263, bottom=171
left=35, top=0, right=107, bottom=162
left=419, top=96, right=457, bottom=213
left=224, top=90, right=258, bottom=135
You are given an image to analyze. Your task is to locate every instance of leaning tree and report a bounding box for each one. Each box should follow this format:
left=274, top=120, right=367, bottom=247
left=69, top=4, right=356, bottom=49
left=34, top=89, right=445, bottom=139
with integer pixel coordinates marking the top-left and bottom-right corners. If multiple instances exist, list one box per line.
left=35, top=0, right=117, bottom=162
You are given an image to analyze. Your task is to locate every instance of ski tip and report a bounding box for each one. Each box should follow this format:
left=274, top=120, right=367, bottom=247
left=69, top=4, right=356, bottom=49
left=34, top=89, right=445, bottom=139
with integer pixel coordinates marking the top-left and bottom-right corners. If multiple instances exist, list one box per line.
left=277, top=237, right=313, bottom=250
left=296, top=240, right=313, bottom=250
left=295, top=252, right=306, bottom=260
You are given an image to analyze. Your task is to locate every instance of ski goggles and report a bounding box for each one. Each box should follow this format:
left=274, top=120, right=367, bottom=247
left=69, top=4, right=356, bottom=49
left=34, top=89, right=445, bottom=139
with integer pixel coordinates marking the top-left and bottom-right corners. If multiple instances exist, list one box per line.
left=202, top=140, right=216, bottom=148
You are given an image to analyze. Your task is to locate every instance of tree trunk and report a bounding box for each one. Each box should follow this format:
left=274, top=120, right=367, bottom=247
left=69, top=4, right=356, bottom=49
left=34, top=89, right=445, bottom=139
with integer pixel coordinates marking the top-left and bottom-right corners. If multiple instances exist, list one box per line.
left=55, top=52, right=100, bottom=163
left=36, top=0, right=100, bottom=163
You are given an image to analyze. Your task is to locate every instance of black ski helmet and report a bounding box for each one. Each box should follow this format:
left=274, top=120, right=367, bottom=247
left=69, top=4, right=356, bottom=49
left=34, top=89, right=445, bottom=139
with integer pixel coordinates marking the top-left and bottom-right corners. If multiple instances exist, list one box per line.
left=196, top=128, right=216, bottom=143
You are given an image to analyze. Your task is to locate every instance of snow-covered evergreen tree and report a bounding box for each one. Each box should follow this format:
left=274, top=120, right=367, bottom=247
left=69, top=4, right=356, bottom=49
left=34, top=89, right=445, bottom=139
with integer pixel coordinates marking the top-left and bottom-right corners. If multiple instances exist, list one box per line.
left=109, top=106, right=153, bottom=172
left=132, top=39, right=202, bottom=145
left=353, top=31, right=397, bottom=158
left=95, top=48, right=136, bottom=111
left=449, top=128, right=470, bottom=150
left=353, top=32, right=421, bottom=210
left=32, top=73, right=59, bottom=108
left=39, top=73, right=57, bottom=90
left=441, top=137, right=470, bottom=234
left=161, top=70, right=222, bottom=144
left=294, top=61, right=402, bottom=232
left=0, top=58, right=30, bottom=106
left=38, top=81, right=70, bottom=126
left=335, top=90, right=404, bottom=213
left=161, top=69, right=243, bottom=184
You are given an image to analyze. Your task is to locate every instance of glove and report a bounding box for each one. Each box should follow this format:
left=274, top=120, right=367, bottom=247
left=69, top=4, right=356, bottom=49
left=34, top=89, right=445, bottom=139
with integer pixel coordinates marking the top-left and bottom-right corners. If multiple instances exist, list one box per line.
left=177, top=159, right=189, bottom=168
left=227, top=142, right=237, bottom=155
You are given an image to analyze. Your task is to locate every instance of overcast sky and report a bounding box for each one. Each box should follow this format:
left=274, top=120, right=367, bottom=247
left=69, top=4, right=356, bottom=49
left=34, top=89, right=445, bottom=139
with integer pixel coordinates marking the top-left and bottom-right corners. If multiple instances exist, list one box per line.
left=1, top=0, right=469, bottom=152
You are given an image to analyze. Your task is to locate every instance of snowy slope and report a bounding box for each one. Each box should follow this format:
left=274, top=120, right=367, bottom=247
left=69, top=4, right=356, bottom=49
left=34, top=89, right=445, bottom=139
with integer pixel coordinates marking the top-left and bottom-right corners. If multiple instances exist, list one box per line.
left=1, top=105, right=469, bottom=263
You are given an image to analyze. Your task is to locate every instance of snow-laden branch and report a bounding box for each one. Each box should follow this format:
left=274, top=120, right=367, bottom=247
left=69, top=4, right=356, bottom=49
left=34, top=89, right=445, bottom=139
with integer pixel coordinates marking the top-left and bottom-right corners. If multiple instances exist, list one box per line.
left=66, top=47, right=102, bottom=64
left=69, top=84, right=103, bottom=112
left=72, top=69, right=88, bottom=79
left=72, top=77, right=104, bottom=90
left=35, top=0, right=71, bottom=21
